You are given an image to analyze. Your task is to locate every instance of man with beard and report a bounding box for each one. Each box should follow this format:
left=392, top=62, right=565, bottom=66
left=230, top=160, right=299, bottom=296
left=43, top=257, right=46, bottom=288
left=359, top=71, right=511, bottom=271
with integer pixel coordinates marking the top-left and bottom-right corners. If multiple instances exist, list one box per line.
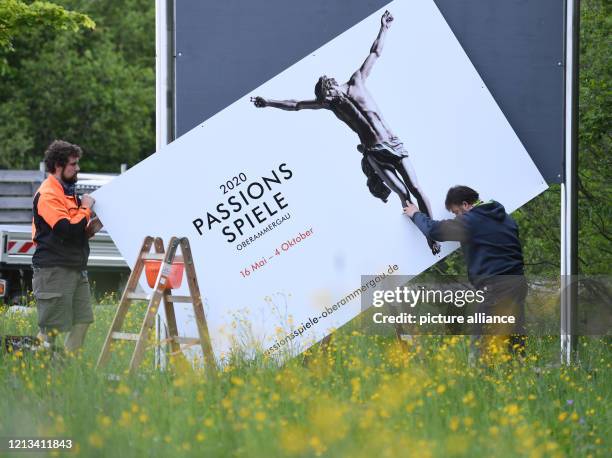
left=251, top=10, right=440, bottom=255
left=32, top=140, right=101, bottom=354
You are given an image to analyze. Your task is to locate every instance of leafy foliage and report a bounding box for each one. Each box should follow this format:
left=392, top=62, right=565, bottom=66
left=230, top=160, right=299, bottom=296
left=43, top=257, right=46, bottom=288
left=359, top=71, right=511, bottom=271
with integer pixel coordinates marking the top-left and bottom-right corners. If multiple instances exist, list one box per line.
left=0, top=0, right=154, bottom=171
left=576, top=0, right=611, bottom=275
left=0, top=0, right=94, bottom=62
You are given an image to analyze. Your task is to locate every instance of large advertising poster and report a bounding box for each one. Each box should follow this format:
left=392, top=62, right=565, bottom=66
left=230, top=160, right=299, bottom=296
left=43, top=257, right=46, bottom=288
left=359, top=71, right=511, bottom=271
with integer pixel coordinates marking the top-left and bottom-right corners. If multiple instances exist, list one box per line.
left=94, top=0, right=548, bottom=362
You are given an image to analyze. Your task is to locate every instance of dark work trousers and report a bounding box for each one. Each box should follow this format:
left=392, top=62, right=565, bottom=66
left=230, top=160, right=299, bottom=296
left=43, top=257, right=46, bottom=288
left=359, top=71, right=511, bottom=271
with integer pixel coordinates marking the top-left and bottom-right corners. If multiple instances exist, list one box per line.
left=470, top=275, right=527, bottom=361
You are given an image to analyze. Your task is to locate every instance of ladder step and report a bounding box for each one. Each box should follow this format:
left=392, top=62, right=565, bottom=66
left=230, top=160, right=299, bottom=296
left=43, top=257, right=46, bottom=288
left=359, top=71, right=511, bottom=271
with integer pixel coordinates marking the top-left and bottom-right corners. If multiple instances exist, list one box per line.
left=174, top=336, right=200, bottom=345
left=127, top=292, right=151, bottom=301
left=166, top=295, right=193, bottom=303
left=141, top=253, right=165, bottom=260
left=141, top=253, right=184, bottom=262
left=112, top=332, right=140, bottom=341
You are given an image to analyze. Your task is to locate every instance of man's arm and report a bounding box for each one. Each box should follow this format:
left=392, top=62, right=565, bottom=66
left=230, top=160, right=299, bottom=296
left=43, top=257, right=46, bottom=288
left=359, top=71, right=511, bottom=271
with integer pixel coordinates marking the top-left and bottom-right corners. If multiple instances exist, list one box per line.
left=352, top=10, right=393, bottom=81
left=251, top=97, right=326, bottom=111
left=403, top=203, right=468, bottom=242
left=35, top=192, right=93, bottom=240
left=411, top=212, right=468, bottom=243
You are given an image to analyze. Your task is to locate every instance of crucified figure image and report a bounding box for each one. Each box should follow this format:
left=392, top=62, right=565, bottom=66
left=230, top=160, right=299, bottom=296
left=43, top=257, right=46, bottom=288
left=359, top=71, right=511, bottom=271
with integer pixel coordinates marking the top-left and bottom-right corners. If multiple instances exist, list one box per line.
left=251, top=10, right=440, bottom=255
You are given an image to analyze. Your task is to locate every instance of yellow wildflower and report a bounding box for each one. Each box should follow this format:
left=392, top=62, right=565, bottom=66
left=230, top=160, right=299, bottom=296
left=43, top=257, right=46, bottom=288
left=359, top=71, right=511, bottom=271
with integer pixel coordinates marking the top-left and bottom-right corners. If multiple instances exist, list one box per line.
left=505, top=404, right=520, bottom=416
left=309, top=436, right=327, bottom=456
left=88, top=433, right=103, bottom=448
left=98, top=416, right=112, bottom=428
left=118, top=411, right=132, bottom=427
left=462, top=391, right=475, bottom=404
left=449, top=417, right=460, bottom=432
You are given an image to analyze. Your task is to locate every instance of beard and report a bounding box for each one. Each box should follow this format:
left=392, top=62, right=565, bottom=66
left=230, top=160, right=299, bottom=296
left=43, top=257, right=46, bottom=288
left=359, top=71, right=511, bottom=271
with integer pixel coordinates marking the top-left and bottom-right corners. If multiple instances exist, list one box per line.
left=61, top=171, right=78, bottom=184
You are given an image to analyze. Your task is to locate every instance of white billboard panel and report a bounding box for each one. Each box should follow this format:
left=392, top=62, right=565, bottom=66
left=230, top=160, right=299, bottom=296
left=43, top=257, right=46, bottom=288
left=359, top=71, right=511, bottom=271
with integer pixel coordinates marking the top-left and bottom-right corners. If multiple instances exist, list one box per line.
left=94, top=0, right=547, bottom=362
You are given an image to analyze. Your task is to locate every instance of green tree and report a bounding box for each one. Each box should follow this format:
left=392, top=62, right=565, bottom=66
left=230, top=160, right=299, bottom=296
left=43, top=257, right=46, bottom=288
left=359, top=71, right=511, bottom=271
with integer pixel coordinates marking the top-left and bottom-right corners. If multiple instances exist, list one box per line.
left=13, top=33, right=154, bottom=170
left=0, top=0, right=94, bottom=72
left=59, top=0, right=154, bottom=68
left=0, top=0, right=154, bottom=172
left=576, top=0, right=611, bottom=275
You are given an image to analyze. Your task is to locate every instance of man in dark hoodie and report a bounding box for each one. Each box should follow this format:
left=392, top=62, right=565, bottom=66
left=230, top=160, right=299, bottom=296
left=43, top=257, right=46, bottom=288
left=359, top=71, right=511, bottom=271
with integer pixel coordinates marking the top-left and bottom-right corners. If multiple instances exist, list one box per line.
left=403, top=185, right=527, bottom=358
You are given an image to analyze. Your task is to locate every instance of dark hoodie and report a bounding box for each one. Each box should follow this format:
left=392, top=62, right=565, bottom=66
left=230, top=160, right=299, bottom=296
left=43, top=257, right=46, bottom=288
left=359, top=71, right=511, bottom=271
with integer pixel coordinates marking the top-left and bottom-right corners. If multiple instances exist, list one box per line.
left=411, top=201, right=524, bottom=287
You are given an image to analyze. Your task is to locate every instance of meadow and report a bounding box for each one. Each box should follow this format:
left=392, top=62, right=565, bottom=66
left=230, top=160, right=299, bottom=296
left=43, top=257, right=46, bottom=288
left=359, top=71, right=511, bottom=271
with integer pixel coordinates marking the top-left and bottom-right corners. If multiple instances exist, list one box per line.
left=0, top=301, right=609, bottom=458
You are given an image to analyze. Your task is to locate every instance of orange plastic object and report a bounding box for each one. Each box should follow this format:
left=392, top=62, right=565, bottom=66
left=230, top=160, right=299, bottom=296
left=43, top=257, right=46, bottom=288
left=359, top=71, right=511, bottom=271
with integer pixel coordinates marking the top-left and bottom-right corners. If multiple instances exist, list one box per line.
left=144, top=260, right=184, bottom=289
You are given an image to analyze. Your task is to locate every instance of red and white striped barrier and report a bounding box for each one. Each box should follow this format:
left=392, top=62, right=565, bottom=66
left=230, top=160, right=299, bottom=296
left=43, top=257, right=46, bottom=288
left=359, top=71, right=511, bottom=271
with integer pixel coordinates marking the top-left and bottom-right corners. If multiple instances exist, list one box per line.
left=6, top=241, right=35, bottom=255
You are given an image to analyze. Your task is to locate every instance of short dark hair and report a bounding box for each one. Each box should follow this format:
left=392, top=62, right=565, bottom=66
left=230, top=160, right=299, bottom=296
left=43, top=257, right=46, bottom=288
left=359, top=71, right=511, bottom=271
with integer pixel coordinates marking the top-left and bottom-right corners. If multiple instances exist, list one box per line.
left=44, top=140, right=82, bottom=173
left=445, top=185, right=479, bottom=209
left=314, top=77, right=325, bottom=101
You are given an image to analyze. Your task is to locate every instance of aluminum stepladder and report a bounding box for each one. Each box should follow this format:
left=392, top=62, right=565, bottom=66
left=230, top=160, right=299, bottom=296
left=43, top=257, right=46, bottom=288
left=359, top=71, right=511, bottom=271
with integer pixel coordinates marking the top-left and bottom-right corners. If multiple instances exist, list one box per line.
left=96, top=236, right=216, bottom=376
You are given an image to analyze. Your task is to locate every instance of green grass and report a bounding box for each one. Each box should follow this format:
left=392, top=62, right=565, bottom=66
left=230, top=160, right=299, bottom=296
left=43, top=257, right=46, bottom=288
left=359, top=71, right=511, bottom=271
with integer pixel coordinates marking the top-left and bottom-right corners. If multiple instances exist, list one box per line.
left=0, top=303, right=610, bottom=458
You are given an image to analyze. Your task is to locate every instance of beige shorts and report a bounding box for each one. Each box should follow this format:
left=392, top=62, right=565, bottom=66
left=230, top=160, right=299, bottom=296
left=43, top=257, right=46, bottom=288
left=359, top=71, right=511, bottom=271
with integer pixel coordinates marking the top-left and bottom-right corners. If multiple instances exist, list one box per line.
left=33, top=266, right=93, bottom=333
